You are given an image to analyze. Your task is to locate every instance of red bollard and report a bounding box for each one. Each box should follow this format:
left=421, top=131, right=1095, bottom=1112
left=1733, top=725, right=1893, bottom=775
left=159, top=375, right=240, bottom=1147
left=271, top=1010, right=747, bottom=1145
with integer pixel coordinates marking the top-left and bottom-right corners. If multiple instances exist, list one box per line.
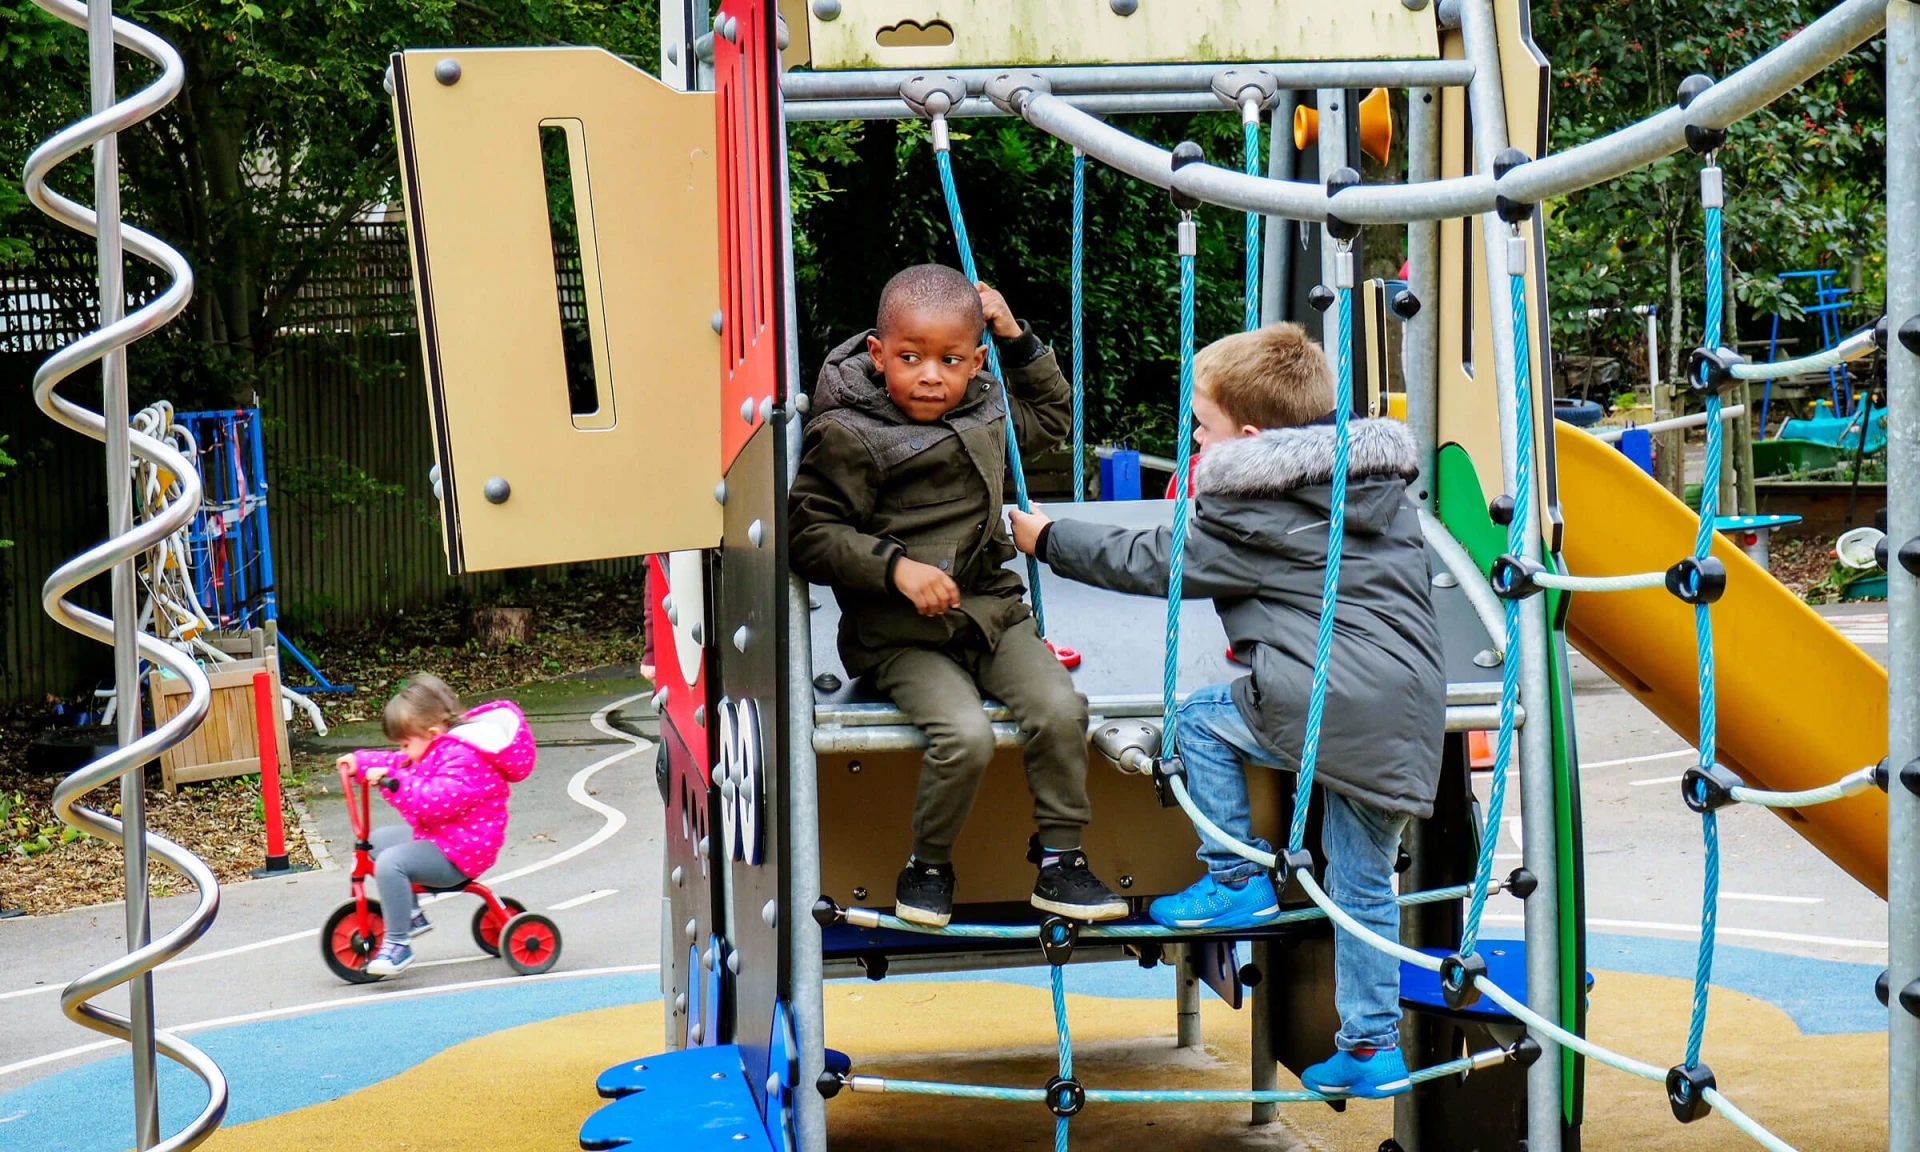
left=249, top=670, right=302, bottom=878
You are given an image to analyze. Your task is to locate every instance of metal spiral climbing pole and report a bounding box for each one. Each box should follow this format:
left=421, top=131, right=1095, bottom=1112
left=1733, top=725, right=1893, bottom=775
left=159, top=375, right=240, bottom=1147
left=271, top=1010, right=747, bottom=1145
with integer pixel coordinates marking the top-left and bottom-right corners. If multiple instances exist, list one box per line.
left=24, top=0, right=227, bottom=1146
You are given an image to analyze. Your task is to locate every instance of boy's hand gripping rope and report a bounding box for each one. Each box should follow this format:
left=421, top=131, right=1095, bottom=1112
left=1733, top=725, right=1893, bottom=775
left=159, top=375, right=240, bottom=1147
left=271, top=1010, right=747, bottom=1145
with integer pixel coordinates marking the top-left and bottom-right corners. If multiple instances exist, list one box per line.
left=929, top=114, right=1046, bottom=634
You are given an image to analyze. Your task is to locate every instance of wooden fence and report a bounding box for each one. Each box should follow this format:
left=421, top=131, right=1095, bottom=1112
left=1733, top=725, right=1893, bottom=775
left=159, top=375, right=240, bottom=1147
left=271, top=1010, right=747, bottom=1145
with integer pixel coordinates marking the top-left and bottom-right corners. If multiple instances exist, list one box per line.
left=0, top=221, right=640, bottom=705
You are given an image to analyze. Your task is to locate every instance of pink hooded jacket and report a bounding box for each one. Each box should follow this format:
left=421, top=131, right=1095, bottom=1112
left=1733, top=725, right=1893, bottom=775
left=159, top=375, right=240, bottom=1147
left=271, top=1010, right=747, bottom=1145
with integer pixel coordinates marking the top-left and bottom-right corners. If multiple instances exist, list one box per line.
left=350, top=700, right=537, bottom=878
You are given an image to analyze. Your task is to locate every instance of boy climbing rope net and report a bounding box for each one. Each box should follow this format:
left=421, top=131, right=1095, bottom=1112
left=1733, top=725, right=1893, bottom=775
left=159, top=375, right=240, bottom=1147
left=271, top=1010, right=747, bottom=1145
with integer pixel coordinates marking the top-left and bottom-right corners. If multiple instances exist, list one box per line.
left=1011, top=321, right=1445, bottom=1098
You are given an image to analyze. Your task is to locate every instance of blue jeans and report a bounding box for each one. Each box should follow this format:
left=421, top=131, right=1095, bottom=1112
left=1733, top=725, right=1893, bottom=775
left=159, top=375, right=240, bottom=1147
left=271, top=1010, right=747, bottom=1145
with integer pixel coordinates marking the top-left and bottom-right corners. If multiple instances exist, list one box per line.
left=1175, top=681, right=1409, bottom=1051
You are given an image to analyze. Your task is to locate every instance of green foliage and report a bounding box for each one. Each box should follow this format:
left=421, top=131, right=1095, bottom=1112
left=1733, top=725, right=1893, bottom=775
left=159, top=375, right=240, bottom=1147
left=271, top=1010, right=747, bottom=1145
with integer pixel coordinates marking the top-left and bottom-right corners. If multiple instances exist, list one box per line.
left=0, top=0, right=661, bottom=401
left=1534, top=2, right=1885, bottom=374
left=790, top=113, right=1256, bottom=457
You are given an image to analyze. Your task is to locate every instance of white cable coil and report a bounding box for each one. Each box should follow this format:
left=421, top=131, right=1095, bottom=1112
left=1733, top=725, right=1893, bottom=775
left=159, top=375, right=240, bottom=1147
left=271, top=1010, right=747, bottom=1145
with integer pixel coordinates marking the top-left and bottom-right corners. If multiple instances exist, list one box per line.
left=1728, top=764, right=1880, bottom=808
left=1530, top=570, right=1668, bottom=593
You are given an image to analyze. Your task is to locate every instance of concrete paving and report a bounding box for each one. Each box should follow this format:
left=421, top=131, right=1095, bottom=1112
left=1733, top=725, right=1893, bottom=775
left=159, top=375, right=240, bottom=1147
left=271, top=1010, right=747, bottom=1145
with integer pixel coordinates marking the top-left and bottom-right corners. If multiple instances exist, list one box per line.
left=0, top=676, right=664, bottom=1087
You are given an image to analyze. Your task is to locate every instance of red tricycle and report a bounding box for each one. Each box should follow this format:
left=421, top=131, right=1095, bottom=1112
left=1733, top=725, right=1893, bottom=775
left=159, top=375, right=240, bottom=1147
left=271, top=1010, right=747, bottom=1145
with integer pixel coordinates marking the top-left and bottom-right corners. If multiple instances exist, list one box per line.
left=321, top=761, right=561, bottom=983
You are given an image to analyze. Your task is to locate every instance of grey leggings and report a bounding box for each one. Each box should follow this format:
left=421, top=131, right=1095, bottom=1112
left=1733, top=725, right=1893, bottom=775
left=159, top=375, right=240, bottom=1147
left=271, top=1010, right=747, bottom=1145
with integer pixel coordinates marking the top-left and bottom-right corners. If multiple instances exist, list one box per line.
left=370, top=825, right=467, bottom=944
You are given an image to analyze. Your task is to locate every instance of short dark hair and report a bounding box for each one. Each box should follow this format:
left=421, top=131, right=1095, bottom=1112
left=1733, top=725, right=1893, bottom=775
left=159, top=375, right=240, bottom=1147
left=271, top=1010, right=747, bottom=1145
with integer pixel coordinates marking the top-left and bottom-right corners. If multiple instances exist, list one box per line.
left=875, top=263, right=983, bottom=338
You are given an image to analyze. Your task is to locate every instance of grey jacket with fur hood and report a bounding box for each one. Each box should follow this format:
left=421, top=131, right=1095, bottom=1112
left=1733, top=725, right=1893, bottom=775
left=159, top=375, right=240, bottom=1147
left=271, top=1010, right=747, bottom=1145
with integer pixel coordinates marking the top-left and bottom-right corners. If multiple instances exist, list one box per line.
left=1041, top=418, right=1445, bottom=817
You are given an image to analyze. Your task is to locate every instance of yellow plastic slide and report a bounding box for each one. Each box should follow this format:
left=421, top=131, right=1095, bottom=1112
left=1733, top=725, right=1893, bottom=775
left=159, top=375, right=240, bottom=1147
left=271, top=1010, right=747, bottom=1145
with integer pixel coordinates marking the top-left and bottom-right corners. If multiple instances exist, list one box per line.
left=1554, top=424, right=1889, bottom=898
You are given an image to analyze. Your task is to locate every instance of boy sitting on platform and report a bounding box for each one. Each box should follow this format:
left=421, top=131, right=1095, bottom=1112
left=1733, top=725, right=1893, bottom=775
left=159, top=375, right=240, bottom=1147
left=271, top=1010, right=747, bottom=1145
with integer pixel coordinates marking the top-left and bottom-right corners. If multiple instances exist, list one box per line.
left=790, top=263, right=1128, bottom=928
left=1009, top=322, right=1445, bottom=1098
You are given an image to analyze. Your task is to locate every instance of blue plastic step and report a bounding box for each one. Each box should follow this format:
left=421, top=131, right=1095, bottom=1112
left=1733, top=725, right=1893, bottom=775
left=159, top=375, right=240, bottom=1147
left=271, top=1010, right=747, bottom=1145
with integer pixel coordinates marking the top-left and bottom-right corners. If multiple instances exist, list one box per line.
left=580, top=1045, right=774, bottom=1150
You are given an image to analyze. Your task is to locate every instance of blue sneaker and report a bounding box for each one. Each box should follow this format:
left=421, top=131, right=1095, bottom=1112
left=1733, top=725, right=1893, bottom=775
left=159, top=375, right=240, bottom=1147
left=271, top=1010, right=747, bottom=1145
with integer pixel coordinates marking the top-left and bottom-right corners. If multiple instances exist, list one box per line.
left=364, top=940, right=414, bottom=977
left=1146, top=873, right=1281, bottom=929
left=1301, top=1047, right=1411, bottom=1099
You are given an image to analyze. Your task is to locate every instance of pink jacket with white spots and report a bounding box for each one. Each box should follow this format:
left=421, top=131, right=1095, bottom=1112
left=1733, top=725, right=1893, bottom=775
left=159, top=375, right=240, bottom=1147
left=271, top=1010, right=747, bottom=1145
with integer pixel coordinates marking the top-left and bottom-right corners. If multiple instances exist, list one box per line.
left=350, top=700, right=537, bottom=878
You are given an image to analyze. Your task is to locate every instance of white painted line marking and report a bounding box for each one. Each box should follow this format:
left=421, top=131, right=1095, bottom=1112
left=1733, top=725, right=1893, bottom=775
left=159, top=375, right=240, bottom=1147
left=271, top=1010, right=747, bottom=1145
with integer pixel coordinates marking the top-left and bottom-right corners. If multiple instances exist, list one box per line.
left=408, top=955, right=493, bottom=971
left=1581, top=749, right=1696, bottom=770
left=1720, top=893, right=1823, bottom=905
left=0, top=963, right=660, bottom=1080
left=1504, top=818, right=1524, bottom=852
left=1494, top=853, right=1523, bottom=861
left=0, top=694, right=651, bottom=1003
left=550, top=889, right=619, bottom=912
left=1630, top=775, right=1685, bottom=788
left=1483, top=912, right=1881, bottom=949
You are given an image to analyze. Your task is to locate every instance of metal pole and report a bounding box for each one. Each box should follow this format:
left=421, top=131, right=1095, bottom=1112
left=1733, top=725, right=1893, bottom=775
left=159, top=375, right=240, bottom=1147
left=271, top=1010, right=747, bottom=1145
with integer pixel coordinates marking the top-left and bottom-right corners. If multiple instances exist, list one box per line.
left=1173, top=943, right=1202, bottom=1049
left=1458, top=3, right=1561, bottom=1148
left=1260, top=92, right=1296, bottom=327
left=1884, top=4, right=1920, bottom=1145
left=1405, top=86, right=1442, bottom=511
left=777, top=96, right=828, bottom=1152
left=92, top=0, right=158, bottom=1140
left=1248, top=939, right=1277, bottom=1124
left=1316, top=89, right=1347, bottom=350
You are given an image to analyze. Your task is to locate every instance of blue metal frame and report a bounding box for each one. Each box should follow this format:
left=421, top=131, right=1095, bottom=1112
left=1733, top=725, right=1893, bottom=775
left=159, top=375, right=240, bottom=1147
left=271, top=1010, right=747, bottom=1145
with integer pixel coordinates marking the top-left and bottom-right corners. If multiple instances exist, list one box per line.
left=1761, top=269, right=1855, bottom=431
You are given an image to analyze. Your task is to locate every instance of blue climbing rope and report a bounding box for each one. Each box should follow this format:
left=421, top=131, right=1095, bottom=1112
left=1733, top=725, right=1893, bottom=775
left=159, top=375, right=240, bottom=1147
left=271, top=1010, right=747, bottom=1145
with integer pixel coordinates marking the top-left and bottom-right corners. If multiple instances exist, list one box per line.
left=1686, top=171, right=1727, bottom=1073
left=1243, top=118, right=1261, bottom=331
left=1462, top=261, right=1535, bottom=957
left=1287, top=270, right=1353, bottom=854
left=1164, top=222, right=1197, bottom=753
left=933, top=140, right=1046, bottom=635
left=1051, top=961, right=1071, bottom=1151
left=1071, top=147, right=1086, bottom=502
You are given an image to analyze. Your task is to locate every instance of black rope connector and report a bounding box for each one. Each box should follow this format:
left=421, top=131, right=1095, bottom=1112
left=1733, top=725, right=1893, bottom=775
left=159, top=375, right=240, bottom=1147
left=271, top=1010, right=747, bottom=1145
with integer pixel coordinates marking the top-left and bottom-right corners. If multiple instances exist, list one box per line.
left=1040, top=916, right=1078, bottom=966
left=1681, top=762, right=1745, bottom=813
left=1881, top=536, right=1920, bottom=578
left=1667, top=1062, right=1717, bottom=1123
left=1665, top=556, right=1727, bottom=605
left=1900, top=316, right=1920, bottom=356
left=1684, top=345, right=1748, bottom=394
left=1394, top=846, right=1413, bottom=874
left=1507, top=1035, right=1543, bottom=1068
left=1875, top=758, right=1890, bottom=792
left=1439, top=951, right=1486, bottom=1010
left=859, top=953, right=889, bottom=981
left=1325, top=166, right=1362, bottom=242
left=812, top=895, right=845, bottom=927
left=1903, top=980, right=1920, bottom=1018
left=1492, top=148, right=1534, bottom=224
left=1278, top=847, right=1315, bottom=888
left=1676, top=74, right=1727, bottom=155
left=1307, top=284, right=1337, bottom=313
left=1238, top=962, right=1263, bottom=988
left=1045, top=1075, right=1086, bottom=1117
left=1902, top=758, right=1920, bottom=797
left=1390, top=289, right=1421, bottom=320
left=1490, top=554, right=1547, bottom=601
left=1878, top=968, right=1891, bottom=1006
left=1151, top=755, right=1187, bottom=809
left=816, top=1068, right=848, bottom=1099
left=1505, top=867, right=1539, bottom=899
left=1169, top=140, right=1205, bottom=212
left=1488, top=494, right=1515, bottom=525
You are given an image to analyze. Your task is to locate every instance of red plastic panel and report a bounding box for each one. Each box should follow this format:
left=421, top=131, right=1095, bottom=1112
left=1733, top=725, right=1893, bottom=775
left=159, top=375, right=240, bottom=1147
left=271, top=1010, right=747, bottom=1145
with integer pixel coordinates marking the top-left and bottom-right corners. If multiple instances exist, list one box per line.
left=713, top=0, right=782, bottom=475
left=651, top=553, right=712, bottom=787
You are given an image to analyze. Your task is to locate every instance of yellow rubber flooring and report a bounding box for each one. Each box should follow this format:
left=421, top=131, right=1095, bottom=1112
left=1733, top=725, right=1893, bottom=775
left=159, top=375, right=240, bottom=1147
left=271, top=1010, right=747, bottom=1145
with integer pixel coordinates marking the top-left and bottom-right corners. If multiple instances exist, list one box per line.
left=212, top=970, right=1885, bottom=1152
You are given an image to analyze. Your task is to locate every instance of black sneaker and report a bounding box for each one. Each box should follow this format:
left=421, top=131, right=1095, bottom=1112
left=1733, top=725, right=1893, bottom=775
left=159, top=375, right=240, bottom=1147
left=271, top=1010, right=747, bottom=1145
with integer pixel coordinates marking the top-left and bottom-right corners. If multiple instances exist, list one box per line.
left=1029, top=839, right=1128, bottom=922
left=894, top=859, right=955, bottom=927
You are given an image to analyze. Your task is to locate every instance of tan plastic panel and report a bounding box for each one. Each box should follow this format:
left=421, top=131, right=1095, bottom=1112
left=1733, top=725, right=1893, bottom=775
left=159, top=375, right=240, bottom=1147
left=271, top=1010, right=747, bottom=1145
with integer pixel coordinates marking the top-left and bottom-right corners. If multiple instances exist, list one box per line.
left=804, top=0, right=1438, bottom=71
left=394, top=47, right=721, bottom=573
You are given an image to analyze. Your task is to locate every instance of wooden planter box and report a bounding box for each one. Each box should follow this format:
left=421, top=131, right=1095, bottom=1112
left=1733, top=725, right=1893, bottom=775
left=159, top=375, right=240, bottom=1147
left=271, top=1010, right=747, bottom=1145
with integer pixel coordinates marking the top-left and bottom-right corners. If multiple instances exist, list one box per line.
left=148, top=639, right=291, bottom=793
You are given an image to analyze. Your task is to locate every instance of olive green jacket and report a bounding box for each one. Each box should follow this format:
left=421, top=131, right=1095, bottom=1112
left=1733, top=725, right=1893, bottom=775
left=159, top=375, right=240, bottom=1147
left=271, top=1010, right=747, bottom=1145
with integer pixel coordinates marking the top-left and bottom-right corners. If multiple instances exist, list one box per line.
left=789, top=325, right=1071, bottom=675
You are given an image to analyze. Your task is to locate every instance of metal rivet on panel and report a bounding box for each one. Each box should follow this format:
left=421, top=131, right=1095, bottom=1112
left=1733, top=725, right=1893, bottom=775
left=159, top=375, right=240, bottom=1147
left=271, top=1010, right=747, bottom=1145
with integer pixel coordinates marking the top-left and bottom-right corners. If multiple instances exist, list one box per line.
left=733, top=625, right=749, bottom=653
left=759, top=396, right=774, bottom=422
left=690, top=1022, right=704, bottom=1043
left=1109, top=0, right=1137, bottom=13
left=483, top=477, right=510, bottom=504
left=762, top=899, right=778, bottom=928
left=748, top=520, right=764, bottom=548
left=382, top=64, right=395, bottom=96
left=715, top=480, right=728, bottom=505
left=795, top=392, right=811, bottom=414
left=698, top=834, right=710, bottom=857
left=434, top=57, right=461, bottom=84
left=686, top=917, right=698, bottom=942
left=675, top=992, right=687, bottom=1013
left=776, top=15, right=790, bottom=49
left=672, top=866, right=685, bottom=887
left=1474, top=649, right=1501, bottom=668
left=741, top=397, right=756, bottom=424
left=727, top=950, right=741, bottom=974
left=691, top=623, right=706, bottom=647
left=711, top=309, right=725, bottom=333
left=652, top=687, right=670, bottom=711
left=812, top=0, right=840, bottom=18
left=667, top=42, right=679, bottom=64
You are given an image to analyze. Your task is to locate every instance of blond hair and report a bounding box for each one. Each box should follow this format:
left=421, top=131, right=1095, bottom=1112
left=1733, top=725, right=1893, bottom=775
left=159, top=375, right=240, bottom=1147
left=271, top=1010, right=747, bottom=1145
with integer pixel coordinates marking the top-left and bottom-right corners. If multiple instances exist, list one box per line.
left=382, top=673, right=465, bottom=740
left=1193, top=322, right=1335, bottom=430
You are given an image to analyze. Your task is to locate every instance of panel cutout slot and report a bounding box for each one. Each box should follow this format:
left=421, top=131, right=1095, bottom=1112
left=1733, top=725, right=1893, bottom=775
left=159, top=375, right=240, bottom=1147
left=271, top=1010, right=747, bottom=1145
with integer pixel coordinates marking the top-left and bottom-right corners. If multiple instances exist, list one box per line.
left=875, top=18, right=955, bottom=47
left=538, top=119, right=617, bottom=430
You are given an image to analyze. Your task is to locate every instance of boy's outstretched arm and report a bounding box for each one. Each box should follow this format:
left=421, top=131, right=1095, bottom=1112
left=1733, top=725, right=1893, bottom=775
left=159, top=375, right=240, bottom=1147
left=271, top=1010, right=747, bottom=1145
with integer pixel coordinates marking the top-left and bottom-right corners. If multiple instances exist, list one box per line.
left=1010, top=508, right=1264, bottom=600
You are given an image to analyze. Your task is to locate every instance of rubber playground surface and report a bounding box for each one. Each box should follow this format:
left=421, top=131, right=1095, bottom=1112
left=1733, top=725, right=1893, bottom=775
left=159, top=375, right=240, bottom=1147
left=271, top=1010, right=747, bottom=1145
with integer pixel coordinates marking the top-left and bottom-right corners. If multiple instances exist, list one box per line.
left=0, top=929, right=1887, bottom=1152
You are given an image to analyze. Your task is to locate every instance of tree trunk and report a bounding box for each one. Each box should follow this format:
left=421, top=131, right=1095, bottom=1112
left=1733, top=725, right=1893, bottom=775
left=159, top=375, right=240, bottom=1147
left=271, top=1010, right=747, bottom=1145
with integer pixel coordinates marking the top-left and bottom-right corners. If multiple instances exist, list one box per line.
left=470, top=606, right=534, bottom=649
left=1658, top=230, right=1687, bottom=499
